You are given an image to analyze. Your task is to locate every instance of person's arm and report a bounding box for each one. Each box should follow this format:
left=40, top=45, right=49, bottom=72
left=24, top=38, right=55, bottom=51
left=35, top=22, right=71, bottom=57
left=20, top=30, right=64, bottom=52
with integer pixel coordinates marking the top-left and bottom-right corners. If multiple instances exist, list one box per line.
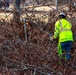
left=54, top=21, right=60, bottom=39
left=50, top=21, right=60, bottom=41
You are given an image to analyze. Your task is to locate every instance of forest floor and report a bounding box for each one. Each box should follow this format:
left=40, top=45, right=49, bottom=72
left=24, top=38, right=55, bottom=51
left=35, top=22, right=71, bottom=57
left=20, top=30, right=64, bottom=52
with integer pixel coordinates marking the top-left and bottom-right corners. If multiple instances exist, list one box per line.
left=0, top=3, right=76, bottom=75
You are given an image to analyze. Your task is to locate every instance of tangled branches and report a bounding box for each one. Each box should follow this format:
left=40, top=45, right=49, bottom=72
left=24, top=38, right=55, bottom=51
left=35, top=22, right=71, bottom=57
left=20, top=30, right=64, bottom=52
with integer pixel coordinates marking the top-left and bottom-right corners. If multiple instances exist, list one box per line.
left=0, top=2, right=76, bottom=75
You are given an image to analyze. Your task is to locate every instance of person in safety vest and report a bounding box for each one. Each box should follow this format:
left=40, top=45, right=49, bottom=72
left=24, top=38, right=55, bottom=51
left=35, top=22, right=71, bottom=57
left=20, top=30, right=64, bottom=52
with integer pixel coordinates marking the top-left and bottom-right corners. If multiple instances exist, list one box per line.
left=50, top=12, right=74, bottom=61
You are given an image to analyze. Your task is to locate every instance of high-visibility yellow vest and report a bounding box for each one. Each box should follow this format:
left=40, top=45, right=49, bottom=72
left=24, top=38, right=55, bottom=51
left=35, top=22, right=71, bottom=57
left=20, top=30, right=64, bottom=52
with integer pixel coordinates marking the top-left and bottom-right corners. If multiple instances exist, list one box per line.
left=54, top=19, right=74, bottom=42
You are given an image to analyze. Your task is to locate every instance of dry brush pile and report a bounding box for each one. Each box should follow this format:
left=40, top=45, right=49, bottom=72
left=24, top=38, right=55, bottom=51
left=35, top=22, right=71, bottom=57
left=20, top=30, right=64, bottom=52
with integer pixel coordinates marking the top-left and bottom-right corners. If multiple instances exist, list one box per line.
left=0, top=6, right=76, bottom=75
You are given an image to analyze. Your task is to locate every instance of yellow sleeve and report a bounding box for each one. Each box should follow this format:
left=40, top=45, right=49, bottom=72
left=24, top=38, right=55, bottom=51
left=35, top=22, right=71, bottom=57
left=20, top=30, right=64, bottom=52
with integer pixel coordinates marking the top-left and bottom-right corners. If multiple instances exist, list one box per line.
left=54, top=21, right=60, bottom=39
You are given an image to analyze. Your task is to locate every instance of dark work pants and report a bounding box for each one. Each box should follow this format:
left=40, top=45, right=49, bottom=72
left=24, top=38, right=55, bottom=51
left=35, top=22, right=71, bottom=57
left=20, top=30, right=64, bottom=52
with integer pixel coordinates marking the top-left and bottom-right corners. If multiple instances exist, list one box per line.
left=60, top=41, right=73, bottom=60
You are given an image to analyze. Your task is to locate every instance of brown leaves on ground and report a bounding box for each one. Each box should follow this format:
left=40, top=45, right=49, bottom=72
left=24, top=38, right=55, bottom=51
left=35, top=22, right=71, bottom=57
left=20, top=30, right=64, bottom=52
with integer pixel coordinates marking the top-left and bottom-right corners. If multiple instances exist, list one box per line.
left=0, top=6, right=76, bottom=75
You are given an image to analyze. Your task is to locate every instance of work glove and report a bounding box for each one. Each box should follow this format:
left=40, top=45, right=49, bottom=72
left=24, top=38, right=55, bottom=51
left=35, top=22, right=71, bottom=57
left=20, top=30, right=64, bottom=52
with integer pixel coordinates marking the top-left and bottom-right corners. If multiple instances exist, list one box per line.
left=50, top=36, right=56, bottom=42
left=50, top=36, right=54, bottom=41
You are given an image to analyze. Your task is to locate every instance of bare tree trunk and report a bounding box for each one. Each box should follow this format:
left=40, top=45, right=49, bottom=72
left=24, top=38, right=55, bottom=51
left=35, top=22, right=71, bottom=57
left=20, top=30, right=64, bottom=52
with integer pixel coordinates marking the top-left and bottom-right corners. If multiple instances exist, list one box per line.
left=55, top=0, right=58, bottom=11
left=13, top=0, right=21, bottom=22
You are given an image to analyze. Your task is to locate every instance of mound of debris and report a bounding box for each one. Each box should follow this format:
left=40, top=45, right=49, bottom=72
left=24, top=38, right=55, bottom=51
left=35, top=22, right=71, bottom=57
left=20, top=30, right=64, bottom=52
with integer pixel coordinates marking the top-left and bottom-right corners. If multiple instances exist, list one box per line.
left=0, top=9, right=76, bottom=75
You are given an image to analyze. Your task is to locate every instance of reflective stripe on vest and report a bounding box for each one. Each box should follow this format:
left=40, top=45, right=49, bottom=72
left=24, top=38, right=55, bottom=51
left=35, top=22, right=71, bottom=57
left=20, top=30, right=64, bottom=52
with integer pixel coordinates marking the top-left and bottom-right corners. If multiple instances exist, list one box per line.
left=60, top=28, right=71, bottom=32
left=59, top=21, right=71, bottom=33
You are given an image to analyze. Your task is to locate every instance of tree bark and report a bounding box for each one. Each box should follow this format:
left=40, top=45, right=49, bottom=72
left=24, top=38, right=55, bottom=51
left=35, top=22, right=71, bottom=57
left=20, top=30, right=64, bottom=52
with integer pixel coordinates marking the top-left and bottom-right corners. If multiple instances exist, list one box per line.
left=55, top=0, right=58, bottom=11
left=13, top=0, right=21, bottom=22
